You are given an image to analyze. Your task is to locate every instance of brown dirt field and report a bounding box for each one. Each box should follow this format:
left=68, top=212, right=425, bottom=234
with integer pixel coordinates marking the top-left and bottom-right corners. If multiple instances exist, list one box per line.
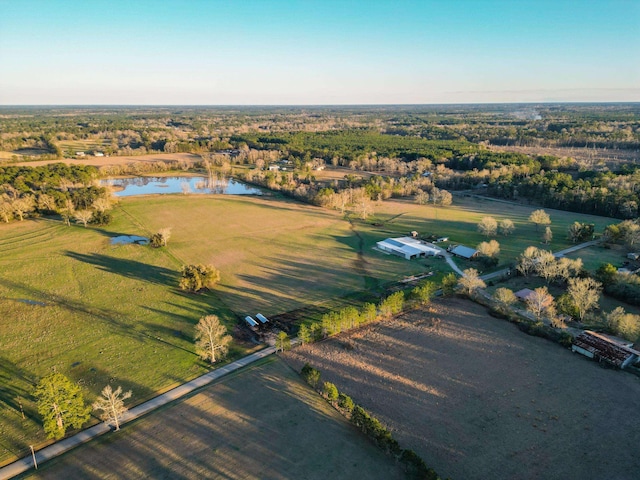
left=12, top=153, right=202, bottom=168
left=23, top=358, right=404, bottom=480
left=283, top=297, right=640, bottom=480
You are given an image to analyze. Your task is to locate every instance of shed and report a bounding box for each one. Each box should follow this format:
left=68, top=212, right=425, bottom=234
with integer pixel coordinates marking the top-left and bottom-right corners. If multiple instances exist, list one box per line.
left=244, top=316, right=258, bottom=328
left=627, top=253, right=640, bottom=261
left=572, top=331, right=640, bottom=369
left=515, top=288, right=536, bottom=303
left=450, top=245, right=478, bottom=259
left=256, top=313, right=269, bottom=324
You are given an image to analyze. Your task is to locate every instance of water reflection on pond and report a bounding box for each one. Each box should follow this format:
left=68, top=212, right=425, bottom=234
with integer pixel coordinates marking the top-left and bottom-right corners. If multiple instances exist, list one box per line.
left=102, top=176, right=262, bottom=197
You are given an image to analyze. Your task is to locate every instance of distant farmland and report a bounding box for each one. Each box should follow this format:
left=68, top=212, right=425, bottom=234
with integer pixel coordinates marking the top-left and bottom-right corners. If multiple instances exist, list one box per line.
left=284, top=297, right=640, bottom=480
left=20, top=357, right=405, bottom=480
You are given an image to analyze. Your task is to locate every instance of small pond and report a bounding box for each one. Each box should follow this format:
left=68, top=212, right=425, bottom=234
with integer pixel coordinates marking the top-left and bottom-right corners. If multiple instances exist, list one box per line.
left=110, top=235, right=149, bottom=245
left=102, top=176, right=262, bottom=197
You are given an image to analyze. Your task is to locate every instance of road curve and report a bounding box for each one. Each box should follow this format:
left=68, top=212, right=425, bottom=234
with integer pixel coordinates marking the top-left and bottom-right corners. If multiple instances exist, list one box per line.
left=0, top=346, right=276, bottom=480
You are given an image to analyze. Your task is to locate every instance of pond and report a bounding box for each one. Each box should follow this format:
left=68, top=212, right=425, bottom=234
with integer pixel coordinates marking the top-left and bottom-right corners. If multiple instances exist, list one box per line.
left=102, top=176, right=262, bottom=197
left=110, top=235, right=149, bottom=246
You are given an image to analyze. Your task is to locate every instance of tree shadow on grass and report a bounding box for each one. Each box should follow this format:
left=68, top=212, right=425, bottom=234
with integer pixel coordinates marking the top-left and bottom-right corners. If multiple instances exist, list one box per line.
left=64, top=251, right=177, bottom=287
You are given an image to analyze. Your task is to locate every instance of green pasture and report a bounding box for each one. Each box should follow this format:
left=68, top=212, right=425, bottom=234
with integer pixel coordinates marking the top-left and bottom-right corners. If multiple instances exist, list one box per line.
left=362, top=195, right=617, bottom=270
left=57, top=139, right=111, bottom=153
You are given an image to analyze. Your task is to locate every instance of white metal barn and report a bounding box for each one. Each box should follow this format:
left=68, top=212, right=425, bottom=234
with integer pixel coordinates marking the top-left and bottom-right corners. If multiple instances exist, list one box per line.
left=376, top=237, right=440, bottom=260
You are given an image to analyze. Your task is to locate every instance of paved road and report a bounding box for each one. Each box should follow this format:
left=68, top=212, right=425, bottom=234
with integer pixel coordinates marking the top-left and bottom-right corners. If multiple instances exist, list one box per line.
left=0, top=346, right=276, bottom=480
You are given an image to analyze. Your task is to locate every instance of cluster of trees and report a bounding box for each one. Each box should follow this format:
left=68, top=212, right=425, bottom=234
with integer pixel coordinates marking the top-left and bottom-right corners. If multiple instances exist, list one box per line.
left=33, top=372, right=132, bottom=439
left=300, top=364, right=441, bottom=480
left=596, top=263, right=640, bottom=307
left=0, top=164, right=112, bottom=225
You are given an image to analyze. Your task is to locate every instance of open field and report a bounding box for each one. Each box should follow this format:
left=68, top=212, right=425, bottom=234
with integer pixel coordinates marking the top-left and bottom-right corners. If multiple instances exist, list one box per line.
left=283, top=297, right=640, bottom=480
left=19, top=357, right=404, bottom=480
left=0, top=193, right=428, bottom=464
left=10, top=153, right=201, bottom=168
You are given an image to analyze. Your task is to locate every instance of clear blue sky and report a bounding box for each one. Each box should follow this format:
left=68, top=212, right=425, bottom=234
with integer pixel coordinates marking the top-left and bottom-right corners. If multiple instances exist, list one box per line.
left=0, top=0, right=638, bottom=104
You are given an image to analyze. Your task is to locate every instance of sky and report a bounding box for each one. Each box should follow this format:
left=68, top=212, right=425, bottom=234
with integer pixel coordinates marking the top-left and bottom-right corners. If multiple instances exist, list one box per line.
left=0, top=0, right=638, bottom=105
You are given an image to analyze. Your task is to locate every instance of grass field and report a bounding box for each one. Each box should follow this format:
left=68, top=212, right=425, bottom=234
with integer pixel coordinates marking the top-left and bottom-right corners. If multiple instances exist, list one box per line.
left=283, top=297, right=640, bottom=480
left=21, top=357, right=405, bottom=480
left=0, top=193, right=427, bottom=464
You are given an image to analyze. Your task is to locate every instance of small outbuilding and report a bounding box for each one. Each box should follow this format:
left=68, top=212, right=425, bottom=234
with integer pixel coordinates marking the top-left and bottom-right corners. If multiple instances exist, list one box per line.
left=572, top=331, right=640, bottom=369
left=376, top=237, right=440, bottom=260
left=450, top=245, right=478, bottom=259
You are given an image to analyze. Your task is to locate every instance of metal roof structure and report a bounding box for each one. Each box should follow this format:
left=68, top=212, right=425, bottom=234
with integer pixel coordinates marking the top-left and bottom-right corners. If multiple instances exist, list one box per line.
left=572, top=330, right=640, bottom=369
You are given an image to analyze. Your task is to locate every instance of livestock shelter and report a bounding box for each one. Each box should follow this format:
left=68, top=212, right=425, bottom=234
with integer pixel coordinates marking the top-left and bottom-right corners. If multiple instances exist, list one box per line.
left=376, top=237, right=440, bottom=260
left=572, top=331, right=640, bottom=369
left=450, top=245, right=478, bottom=259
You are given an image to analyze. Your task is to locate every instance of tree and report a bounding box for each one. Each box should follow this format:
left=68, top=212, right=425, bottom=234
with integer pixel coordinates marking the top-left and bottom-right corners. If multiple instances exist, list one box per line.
left=301, top=363, right=321, bottom=388
left=150, top=227, right=172, bottom=248
left=517, top=246, right=540, bottom=276
left=534, top=250, right=557, bottom=283
left=529, top=209, right=551, bottom=231
left=431, top=187, right=452, bottom=206
left=606, top=308, right=640, bottom=342
left=0, top=201, right=12, bottom=223
left=323, top=382, right=339, bottom=403
left=378, top=291, right=404, bottom=318
left=477, top=239, right=500, bottom=257
left=440, top=273, right=457, bottom=296
left=477, top=216, right=498, bottom=237
left=567, top=277, right=601, bottom=322
left=410, top=280, right=437, bottom=306
left=526, top=287, right=555, bottom=321
left=555, top=257, right=583, bottom=283
left=179, top=264, right=220, bottom=292
left=194, top=315, right=232, bottom=364
left=414, top=190, right=429, bottom=205
left=493, top=288, right=517, bottom=308
left=60, top=199, right=75, bottom=226
left=298, top=323, right=311, bottom=344
left=92, top=385, right=132, bottom=431
left=12, top=196, right=35, bottom=221
left=568, top=222, right=594, bottom=243
left=74, top=209, right=93, bottom=227
left=542, top=226, right=553, bottom=244
left=457, top=268, right=486, bottom=295
left=338, top=393, right=354, bottom=413
left=499, top=219, right=515, bottom=236
left=276, top=331, right=291, bottom=352
left=34, top=372, right=91, bottom=439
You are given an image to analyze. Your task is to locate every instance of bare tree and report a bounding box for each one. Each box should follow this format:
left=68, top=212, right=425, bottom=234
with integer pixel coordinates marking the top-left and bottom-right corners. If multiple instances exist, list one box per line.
left=37, top=193, right=57, bottom=212
left=12, top=196, right=35, bottom=221
left=60, top=199, right=75, bottom=226
left=529, top=209, right=551, bottom=231
left=567, top=277, right=602, bottom=322
left=499, top=219, right=515, bottom=236
left=477, top=239, right=500, bottom=257
left=92, top=385, right=132, bottom=431
left=517, top=246, right=540, bottom=276
left=73, top=210, right=93, bottom=227
left=457, top=268, right=486, bottom=295
left=526, top=287, right=555, bottom=321
left=477, top=216, right=498, bottom=237
left=92, top=198, right=112, bottom=213
left=542, top=226, right=553, bottom=244
left=414, top=190, right=430, bottom=205
left=555, top=257, right=583, bottom=283
left=534, top=250, right=557, bottom=283
left=0, top=200, right=13, bottom=223
left=195, top=315, right=232, bottom=364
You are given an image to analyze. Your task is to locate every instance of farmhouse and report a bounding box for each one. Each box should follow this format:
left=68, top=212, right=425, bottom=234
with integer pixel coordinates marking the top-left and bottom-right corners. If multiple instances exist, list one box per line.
left=572, top=331, right=640, bottom=369
left=376, top=237, right=440, bottom=260
left=450, top=245, right=478, bottom=259
left=515, top=288, right=536, bottom=303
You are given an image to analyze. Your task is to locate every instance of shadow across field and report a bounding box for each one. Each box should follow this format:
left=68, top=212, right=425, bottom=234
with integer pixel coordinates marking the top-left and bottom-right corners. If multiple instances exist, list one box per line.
left=64, top=252, right=177, bottom=288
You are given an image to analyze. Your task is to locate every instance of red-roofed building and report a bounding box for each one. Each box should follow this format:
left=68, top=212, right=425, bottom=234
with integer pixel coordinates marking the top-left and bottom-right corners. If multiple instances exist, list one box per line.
left=572, top=331, right=640, bottom=369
